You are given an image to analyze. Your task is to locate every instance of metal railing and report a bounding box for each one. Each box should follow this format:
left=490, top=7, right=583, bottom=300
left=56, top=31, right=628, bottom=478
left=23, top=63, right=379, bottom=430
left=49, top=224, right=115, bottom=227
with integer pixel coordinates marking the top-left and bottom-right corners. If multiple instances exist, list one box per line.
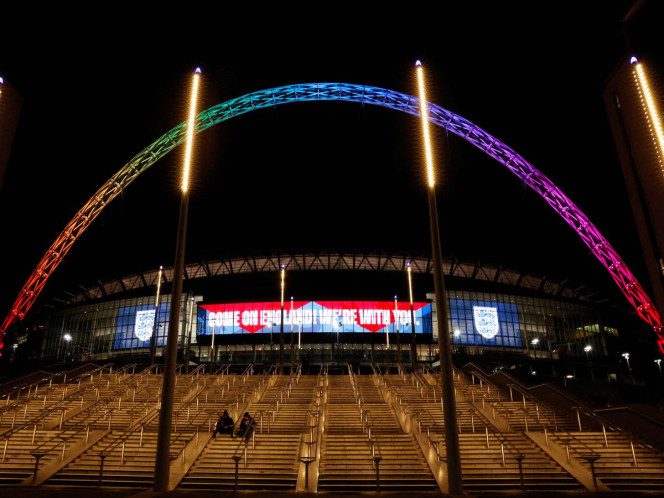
left=362, top=409, right=382, bottom=491
left=95, top=406, right=160, bottom=481
left=230, top=414, right=257, bottom=490
left=298, top=380, right=324, bottom=489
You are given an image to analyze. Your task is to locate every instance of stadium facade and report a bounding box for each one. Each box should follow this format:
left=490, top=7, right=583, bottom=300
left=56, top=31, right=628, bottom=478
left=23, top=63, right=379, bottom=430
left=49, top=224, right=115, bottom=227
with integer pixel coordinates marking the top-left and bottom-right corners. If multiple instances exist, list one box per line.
left=38, top=253, right=619, bottom=365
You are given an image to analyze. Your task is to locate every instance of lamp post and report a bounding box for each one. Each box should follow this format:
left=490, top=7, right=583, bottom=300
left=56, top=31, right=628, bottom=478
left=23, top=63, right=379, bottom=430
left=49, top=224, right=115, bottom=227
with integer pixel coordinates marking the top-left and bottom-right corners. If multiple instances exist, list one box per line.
left=154, top=67, right=201, bottom=491
left=395, top=294, right=402, bottom=365
left=388, top=296, right=393, bottom=349
left=584, top=345, right=594, bottom=380
left=407, top=263, right=417, bottom=370
left=622, top=352, right=631, bottom=371
left=622, top=352, right=634, bottom=384
left=390, top=295, right=396, bottom=365
left=290, top=295, right=295, bottom=369
left=63, top=333, right=72, bottom=361
left=415, top=60, right=463, bottom=494
left=211, top=317, right=216, bottom=365
left=655, top=359, right=662, bottom=375
left=149, top=266, right=163, bottom=366
left=279, top=265, right=285, bottom=374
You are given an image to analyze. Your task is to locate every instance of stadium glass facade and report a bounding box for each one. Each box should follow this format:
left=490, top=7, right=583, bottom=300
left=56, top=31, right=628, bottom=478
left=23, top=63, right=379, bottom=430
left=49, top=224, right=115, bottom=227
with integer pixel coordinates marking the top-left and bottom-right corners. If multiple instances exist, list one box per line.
left=41, top=288, right=615, bottom=364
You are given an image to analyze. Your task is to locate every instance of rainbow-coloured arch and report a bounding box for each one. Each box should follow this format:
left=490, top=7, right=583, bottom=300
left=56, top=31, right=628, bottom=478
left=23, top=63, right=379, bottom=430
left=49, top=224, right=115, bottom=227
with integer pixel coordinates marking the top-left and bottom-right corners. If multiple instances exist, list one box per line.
left=3, top=82, right=662, bottom=352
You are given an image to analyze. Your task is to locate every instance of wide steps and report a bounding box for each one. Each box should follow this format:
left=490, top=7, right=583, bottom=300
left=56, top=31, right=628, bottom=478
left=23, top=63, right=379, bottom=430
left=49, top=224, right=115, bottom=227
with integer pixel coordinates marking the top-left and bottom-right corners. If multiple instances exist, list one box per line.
left=319, top=433, right=436, bottom=491
left=180, top=433, right=299, bottom=490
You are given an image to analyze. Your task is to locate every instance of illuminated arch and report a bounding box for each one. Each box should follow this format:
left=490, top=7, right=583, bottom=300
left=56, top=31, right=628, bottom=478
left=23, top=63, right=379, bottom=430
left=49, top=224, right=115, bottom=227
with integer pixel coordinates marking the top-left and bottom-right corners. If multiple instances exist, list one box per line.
left=3, top=82, right=662, bottom=352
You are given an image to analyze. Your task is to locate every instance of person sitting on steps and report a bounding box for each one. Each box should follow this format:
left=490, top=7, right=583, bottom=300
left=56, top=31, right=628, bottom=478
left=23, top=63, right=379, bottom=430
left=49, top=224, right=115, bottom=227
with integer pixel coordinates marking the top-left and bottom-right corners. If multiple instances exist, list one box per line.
left=236, top=411, right=255, bottom=442
left=213, top=410, right=234, bottom=438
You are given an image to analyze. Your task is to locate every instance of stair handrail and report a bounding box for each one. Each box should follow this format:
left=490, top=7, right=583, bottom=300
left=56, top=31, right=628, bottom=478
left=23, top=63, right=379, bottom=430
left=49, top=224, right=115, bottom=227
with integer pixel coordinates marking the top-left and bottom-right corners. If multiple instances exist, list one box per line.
left=61, top=380, right=155, bottom=429
left=28, top=397, right=120, bottom=470
left=460, top=367, right=602, bottom=465
left=169, top=398, right=235, bottom=464
left=498, top=398, right=600, bottom=463
left=573, top=404, right=664, bottom=458
left=363, top=409, right=381, bottom=460
left=298, top=391, right=322, bottom=464
left=0, top=363, right=113, bottom=405
left=212, top=363, right=231, bottom=376
left=502, top=379, right=602, bottom=436
left=240, top=363, right=254, bottom=378
left=188, top=363, right=205, bottom=376
left=0, top=371, right=139, bottom=442
left=469, top=404, right=524, bottom=467
left=410, top=405, right=447, bottom=461
left=397, top=362, right=408, bottom=379
left=95, top=402, right=159, bottom=459
left=459, top=367, right=504, bottom=403
left=466, top=361, right=594, bottom=415
left=230, top=413, right=257, bottom=468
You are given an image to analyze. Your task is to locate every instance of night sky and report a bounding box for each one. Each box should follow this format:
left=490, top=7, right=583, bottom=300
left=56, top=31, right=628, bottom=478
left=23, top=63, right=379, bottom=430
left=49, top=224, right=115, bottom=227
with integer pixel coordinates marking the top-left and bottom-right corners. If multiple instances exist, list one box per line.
left=0, top=3, right=662, bottom=329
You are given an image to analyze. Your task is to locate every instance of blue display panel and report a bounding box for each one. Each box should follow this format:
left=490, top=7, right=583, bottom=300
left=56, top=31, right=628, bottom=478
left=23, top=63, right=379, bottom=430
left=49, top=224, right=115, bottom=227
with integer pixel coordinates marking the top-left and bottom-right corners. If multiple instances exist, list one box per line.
left=113, top=302, right=170, bottom=350
left=449, top=299, right=522, bottom=347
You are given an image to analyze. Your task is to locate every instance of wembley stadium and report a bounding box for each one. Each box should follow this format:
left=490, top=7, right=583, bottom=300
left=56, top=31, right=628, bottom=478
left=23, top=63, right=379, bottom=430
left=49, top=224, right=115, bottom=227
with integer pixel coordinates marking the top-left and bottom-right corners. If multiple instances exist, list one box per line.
left=37, top=252, right=620, bottom=368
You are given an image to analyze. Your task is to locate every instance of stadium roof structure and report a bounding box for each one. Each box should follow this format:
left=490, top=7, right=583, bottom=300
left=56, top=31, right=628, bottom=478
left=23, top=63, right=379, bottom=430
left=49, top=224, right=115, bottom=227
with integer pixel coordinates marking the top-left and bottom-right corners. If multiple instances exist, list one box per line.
left=62, top=251, right=609, bottom=306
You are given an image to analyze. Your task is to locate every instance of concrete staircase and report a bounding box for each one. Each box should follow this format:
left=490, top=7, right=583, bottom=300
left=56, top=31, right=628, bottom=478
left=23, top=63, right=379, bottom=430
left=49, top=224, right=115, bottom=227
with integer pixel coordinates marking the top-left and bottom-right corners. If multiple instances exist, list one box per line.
left=179, top=433, right=301, bottom=490
left=318, top=373, right=437, bottom=491
left=559, top=431, right=664, bottom=490
left=179, top=373, right=307, bottom=490
left=0, top=368, right=662, bottom=493
left=459, top=432, right=582, bottom=491
left=0, top=428, right=82, bottom=484
left=47, top=429, right=161, bottom=487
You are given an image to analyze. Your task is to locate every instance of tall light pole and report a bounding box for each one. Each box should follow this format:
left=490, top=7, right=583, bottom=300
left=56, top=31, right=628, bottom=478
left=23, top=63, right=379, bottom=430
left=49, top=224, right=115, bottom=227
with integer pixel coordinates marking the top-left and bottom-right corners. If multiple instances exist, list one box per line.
left=395, top=294, right=402, bottom=365
left=290, top=295, right=295, bottom=369
left=622, top=351, right=631, bottom=371
left=390, top=294, right=397, bottom=366
left=415, top=60, right=463, bottom=494
left=211, top=314, right=216, bottom=365
left=154, top=67, right=201, bottom=491
left=655, top=358, right=662, bottom=375
left=279, top=264, right=285, bottom=374
left=149, top=266, right=163, bottom=366
left=584, top=344, right=594, bottom=380
left=63, top=333, right=72, bottom=361
left=185, top=296, right=195, bottom=373
left=407, top=263, right=417, bottom=370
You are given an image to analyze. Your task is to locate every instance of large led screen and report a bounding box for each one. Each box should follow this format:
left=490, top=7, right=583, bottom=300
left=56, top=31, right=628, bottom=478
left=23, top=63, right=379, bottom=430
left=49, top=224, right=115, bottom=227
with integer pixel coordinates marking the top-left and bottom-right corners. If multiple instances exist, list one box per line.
left=449, top=299, right=522, bottom=347
left=113, top=302, right=170, bottom=350
left=198, top=300, right=432, bottom=335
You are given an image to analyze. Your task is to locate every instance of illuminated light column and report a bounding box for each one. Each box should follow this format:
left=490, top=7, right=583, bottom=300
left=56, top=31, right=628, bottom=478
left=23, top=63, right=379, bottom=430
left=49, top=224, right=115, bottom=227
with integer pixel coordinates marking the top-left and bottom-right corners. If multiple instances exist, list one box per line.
left=415, top=60, right=463, bottom=494
left=290, top=295, right=295, bottom=368
left=407, top=263, right=417, bottom=369
left=154, top=67, right=201, bottom=492
left=632, top=58, right=664, bottom=173
left=211, top=312, right=216, bottom=364
left=387, top=296, right=395, bottom=349
left=149, top=265, right=163, bottom=366
left=279, top=265, right=285, bottom=374
left=394, top=295, right=402, bottom=365
left=185, top=296, right=195, bottom=373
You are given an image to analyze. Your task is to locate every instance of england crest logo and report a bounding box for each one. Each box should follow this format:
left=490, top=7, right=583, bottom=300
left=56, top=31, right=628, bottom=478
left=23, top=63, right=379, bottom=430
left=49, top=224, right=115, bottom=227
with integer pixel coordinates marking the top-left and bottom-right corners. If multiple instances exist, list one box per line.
left=473, top=306, right=499, bottom=339
left=134, top=309, right=155, bottom=341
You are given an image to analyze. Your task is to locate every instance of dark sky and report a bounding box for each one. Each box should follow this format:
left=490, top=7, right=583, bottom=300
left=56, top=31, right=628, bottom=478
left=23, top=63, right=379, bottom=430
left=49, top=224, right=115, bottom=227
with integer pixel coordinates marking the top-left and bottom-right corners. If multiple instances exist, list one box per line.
left=0, top=2, right=662, bottom=324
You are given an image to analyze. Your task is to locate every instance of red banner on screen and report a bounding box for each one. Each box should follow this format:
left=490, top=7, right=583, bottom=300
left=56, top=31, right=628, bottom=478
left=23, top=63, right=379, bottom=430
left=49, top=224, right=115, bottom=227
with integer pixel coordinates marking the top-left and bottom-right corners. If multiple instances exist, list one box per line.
left=200, top=300, right=430, bottom=334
